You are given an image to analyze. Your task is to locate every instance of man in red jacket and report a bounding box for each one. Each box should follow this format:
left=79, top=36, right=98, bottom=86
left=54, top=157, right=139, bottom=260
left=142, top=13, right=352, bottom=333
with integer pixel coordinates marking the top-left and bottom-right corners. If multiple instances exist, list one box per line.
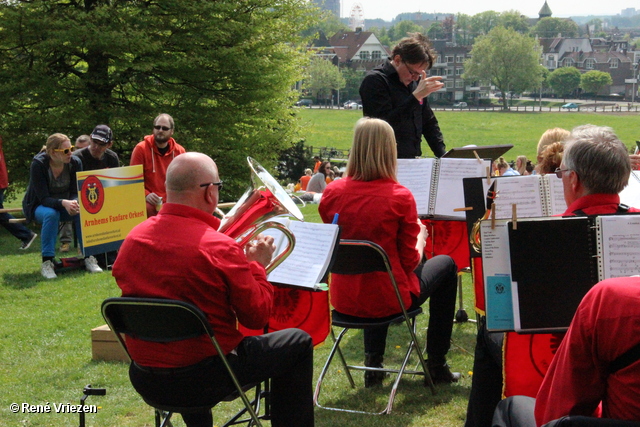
left=113, top=152, right=314, bottom=427
left=130, top=113, right=186, bottom=217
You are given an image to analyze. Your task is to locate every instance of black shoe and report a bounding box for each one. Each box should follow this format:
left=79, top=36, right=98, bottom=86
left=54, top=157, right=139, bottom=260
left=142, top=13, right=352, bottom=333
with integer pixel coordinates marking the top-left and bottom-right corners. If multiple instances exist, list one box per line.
left=427, top=360, right=461, bottom=384
left=364, top=353, right=386, bottom=388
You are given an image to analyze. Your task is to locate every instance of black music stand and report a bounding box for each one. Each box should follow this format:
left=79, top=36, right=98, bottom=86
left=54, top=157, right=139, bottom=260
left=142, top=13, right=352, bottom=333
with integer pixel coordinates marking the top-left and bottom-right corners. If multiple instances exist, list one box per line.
left=442, top=144, right=513, bottom=162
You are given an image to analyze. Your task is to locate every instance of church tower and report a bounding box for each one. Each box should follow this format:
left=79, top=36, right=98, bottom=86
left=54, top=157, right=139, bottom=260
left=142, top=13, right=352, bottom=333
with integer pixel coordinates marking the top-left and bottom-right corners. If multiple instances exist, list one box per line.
left=539, top=1, right=552, bottom=19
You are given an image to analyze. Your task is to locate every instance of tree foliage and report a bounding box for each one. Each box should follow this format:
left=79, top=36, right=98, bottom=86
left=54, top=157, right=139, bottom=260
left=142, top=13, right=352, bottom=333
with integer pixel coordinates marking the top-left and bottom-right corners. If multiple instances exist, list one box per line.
left=305, top=58, right=345, bottom=106
left=463, top=27, right=542, bottom=109
left=0, top=0, right=318, bottom=200
left=548, top=67, right=582, bottom=101
left=530, top=17, right=580, bottom=38
left=580, top=70, right=613, bottom=103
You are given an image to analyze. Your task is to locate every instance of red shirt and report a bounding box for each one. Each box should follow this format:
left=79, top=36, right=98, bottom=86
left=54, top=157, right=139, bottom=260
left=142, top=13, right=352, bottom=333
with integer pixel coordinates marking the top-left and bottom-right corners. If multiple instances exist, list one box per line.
left=535, top=277, right=640, bottom=425
left=319, top=177, right=421, bottom=317
left=112, top=203, right=273, bottom=367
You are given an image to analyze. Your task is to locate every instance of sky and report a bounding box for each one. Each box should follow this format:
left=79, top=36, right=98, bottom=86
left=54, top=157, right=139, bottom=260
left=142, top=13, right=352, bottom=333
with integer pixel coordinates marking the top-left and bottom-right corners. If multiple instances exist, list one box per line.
left=341, top=0, right=637, bottom=22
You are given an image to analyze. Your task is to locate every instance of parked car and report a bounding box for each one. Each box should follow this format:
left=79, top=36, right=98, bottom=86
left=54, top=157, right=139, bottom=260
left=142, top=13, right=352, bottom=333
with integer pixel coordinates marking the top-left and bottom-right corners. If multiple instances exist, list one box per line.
left=453, top=102, right=468, bottom=108
left=295, top=99, right=313, bottom=107
left=562, top=102, right=578, bottom=109
left=344, top=102, right=362, bottom=110
left=494, top=91, right=502, bottom=98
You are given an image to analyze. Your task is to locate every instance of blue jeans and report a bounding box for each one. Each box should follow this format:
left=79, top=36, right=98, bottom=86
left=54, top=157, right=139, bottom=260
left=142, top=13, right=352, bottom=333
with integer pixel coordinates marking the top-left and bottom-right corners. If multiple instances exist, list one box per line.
left=0, top=188, right=33, bottom=242
left=34, top=205, right=82, bottom=258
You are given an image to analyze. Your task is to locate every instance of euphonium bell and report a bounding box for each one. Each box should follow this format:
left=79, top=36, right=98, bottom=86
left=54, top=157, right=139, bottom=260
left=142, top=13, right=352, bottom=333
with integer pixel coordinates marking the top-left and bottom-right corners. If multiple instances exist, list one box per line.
left=219, top=157, right=303, bottom=273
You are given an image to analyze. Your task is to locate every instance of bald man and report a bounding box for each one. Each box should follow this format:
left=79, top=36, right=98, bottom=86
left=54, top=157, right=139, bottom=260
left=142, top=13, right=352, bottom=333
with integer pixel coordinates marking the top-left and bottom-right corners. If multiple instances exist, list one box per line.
left=113, top=153, right=315, bottom=427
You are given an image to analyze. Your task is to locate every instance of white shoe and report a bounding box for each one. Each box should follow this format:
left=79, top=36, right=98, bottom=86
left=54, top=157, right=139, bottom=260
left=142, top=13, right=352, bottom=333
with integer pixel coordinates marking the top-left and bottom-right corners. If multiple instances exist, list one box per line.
left=41, top=260, right=57, bottom=279
left=84, top=256, right=103, bottom=274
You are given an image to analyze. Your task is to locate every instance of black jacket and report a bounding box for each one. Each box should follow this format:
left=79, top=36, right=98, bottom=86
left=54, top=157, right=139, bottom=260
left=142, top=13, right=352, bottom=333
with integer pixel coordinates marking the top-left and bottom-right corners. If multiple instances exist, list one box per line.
left=22, top=152, right=82, bottom=224
left=360, top=59, right=446, bottom=158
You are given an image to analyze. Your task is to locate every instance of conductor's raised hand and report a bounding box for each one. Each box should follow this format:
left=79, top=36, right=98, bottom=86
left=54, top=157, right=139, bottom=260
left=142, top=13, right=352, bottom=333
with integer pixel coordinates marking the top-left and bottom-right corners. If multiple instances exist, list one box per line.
left=244, top=234, right=276, bottom=268
left=413, top=74, right=444, bottom=102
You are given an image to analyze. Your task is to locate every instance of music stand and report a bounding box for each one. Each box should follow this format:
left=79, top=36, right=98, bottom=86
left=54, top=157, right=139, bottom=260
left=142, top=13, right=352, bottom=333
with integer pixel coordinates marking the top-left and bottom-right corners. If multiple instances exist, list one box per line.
left=442, top=144, right=513, bottom=162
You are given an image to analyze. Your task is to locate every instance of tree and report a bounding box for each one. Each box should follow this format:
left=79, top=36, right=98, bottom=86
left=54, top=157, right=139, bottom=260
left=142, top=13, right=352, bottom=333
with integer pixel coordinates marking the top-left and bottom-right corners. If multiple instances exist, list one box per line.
left=386, top=20, right=425, bottom=47
left=455, top=13, right=474, bottom=46
left=340, top=67, right=366, bottom=102
left=463, top=27, right=542, bottom=109
left=305, top=58, right=345, bottom=107
left=470, top=11, right=501, bottom=37
left=0, top=0, right=317, bottom=200
left=497, top=10, right=530, bottom=34
left=580, top=70, right=613, bottom=104
left=427, top=22, right=445, bottom=40
left=530, top=17, right=579, bottom=38
left=547, top=67, right=582, bottom=101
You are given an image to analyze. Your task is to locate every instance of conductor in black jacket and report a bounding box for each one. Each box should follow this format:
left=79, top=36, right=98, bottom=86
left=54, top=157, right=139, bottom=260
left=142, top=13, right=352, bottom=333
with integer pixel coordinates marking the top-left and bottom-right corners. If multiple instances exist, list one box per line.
left=360, top=33, right=445, bottom=159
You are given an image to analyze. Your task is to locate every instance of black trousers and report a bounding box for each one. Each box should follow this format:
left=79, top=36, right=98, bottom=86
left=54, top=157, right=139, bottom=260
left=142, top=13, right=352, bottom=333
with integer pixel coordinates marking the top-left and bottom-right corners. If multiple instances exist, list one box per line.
left=129, top=328, right=314, bottom=427
left=464, top=316, right=505, bottom=427
left=363, top=254, right=458, bottom=363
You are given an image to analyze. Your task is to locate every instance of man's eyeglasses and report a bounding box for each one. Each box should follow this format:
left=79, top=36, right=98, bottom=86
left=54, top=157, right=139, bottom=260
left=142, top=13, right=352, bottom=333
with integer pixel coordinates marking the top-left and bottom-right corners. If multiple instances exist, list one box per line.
left=53, top=146, right=75, bottom=154
left=92, top=139, right=110, bottom=147
left=199, top=181, right=224, bottom=191
left=153, top=125, right=172, bottom=131
left=554, top=168, right=572, bottom=179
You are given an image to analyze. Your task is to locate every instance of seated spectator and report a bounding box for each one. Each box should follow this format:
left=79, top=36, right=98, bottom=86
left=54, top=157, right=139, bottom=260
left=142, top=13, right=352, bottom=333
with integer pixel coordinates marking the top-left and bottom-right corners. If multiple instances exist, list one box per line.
left=0, top=135, right=38, bottom=250
left=112, top=152, right=314, bottom=427
left=497, top=157, right=520, bottom=176
left=307, top=161, right=331, bottom=193
left=22, top=133, right=102, bottom=279
left=515, top=155, right=528, bottom=175
left=491, top=277, right=640, bottom=427
left=300, top=168, right=312, bottom=191
left=319, top=117, right=459, bottom=387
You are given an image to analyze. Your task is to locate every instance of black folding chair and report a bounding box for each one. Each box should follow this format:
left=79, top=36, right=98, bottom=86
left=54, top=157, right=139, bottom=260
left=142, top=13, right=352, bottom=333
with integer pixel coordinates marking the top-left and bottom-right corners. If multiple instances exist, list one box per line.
left=101, top=297, right=267, bottom=427
left=313, top=240, right=435, bottom=415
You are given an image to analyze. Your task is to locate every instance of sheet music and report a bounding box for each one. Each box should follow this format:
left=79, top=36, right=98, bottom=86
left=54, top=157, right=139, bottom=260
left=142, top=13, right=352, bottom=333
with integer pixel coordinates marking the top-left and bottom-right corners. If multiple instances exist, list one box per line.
left=267, top=221, right=339, bottom=290
left=491, top=175, right=546, bottom=218
left=397, top=158, right=434, bottom=215
left=598, top=215, right=640, bottom=279
left=434, top=158, right=488, bottom=218
left=480, top=219, right=515, bottom=331
left=619, top=171, right=640, bottom=209
left=546, top=175, right=567, bottom=215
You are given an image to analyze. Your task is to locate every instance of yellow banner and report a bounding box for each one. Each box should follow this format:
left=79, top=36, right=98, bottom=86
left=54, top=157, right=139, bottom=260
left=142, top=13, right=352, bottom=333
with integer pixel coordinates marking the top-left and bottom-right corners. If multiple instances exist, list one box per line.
left=76, top=165, right=146, bottom=256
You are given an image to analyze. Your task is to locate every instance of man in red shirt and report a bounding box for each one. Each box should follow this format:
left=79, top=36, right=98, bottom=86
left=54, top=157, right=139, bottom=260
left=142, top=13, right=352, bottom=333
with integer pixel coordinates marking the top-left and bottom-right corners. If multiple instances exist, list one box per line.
left=487, top=125, right=640, bottom=427
left=113, top=152, right=314, bottom=427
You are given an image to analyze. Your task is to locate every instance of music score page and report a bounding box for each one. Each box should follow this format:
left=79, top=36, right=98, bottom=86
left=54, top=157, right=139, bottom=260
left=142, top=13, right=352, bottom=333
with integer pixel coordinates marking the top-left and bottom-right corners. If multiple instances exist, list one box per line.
left=598, top=215, right=640, bottom=279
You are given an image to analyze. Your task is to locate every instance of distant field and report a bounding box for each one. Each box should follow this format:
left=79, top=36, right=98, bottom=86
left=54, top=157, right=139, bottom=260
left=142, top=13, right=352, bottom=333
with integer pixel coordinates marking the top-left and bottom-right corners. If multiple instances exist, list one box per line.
left=297, top=108, right=640, bottom=161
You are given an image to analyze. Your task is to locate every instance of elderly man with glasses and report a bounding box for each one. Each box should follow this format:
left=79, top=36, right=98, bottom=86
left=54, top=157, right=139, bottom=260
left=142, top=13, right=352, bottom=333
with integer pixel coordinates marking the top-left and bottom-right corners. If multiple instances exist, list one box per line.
left=113, top=152, right=315, bottom=427
left=465, top=124, right=640, bottom=427
left=360, top=32, right=445, bottom=159
left=130, top=113, right=186, bottom=217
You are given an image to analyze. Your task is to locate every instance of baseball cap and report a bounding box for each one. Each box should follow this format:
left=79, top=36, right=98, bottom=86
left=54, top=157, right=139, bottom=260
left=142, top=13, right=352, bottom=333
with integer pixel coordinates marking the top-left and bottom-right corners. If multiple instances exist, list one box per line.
left=90, top=125, right=113, bottom=144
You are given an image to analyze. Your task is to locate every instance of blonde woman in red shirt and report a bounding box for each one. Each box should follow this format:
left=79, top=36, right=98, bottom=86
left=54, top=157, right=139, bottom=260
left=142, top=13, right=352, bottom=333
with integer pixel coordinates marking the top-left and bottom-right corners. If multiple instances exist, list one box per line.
left=319, top=117, right=460, bottom=387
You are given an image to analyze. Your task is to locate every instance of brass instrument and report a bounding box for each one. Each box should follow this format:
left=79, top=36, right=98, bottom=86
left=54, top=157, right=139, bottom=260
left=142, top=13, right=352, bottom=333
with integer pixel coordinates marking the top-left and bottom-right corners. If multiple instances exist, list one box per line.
left=219, top=157, right=303, bottom=273
left=470, top=181, right=498, bottom=254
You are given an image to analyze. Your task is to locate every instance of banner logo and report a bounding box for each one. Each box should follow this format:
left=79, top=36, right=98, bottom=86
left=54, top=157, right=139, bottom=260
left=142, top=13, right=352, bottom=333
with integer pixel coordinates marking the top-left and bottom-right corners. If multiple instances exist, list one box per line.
left=81, top=175, right=105, bottom=214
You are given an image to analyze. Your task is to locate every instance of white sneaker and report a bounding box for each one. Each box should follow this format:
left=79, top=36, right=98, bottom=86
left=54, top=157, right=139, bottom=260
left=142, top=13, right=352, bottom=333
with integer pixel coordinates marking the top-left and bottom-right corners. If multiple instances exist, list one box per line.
left=41, top=260, right=57, bottom=279
left=84, top=256, right=103, bottom=274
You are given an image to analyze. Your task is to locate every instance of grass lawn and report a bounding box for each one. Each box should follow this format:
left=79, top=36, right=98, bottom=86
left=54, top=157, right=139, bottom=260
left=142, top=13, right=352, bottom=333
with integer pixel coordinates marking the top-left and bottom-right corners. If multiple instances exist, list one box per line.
left=297, top=108, right=640, bottom=162
left=2, top=109, right=638, bottom=426
left=1, top=202, right=477, bottom=427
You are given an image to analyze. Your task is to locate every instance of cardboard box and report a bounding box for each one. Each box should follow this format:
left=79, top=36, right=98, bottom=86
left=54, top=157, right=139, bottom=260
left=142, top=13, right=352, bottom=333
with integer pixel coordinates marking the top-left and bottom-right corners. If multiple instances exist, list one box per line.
left=91, top=324, right=130, bottom=362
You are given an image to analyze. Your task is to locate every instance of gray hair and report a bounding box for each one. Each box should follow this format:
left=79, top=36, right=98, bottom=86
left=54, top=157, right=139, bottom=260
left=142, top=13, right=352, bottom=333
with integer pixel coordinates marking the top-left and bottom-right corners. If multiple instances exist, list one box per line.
left=563, top=125, right=630, bottom=194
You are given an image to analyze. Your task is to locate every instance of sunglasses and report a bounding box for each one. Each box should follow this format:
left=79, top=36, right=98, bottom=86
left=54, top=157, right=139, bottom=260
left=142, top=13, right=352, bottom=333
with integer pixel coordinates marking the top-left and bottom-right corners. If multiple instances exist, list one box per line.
left=92, top=139, right=110, bottom=146
left=199, top=181, right=224, bottom=191
left=153, top=125, right=172, bottom=131
left=53, top=146, right=76, bottom=154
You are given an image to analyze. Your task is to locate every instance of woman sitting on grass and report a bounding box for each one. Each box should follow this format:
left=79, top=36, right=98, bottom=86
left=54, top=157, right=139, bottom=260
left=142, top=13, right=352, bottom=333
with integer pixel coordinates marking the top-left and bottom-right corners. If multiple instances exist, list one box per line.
left=22, top=133, right=102, bottom=279
left=318, top=117, right=459, bottom=387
